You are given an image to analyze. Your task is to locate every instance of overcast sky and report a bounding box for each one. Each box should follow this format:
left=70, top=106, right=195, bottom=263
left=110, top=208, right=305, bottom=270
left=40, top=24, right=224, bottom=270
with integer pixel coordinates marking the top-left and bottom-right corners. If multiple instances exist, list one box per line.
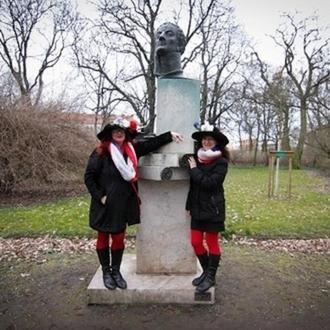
left=230, top=0, right=330, bottom=65
left=46, top=0, right=330, bottom=100
left=73, top=0, right=330, bottom=69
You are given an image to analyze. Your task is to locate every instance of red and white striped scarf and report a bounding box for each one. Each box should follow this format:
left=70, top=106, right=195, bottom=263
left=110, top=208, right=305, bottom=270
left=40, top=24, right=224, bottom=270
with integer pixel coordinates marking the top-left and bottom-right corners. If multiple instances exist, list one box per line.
left=197, top=147, right=222, bottom=165
left=109, top=142, right=138, bottom=182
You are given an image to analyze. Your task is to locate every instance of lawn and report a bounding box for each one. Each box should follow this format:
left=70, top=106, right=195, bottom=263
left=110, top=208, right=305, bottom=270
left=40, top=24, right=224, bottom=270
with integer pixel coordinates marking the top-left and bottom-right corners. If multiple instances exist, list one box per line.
left=225, top=167, right=329, bottom=238
left=0, top=167, right=329, bottom=239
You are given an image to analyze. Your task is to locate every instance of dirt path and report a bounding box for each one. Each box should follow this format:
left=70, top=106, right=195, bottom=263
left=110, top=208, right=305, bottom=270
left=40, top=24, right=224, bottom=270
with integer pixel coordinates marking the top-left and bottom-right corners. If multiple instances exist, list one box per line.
left=1, top=245, right=329, bottom=330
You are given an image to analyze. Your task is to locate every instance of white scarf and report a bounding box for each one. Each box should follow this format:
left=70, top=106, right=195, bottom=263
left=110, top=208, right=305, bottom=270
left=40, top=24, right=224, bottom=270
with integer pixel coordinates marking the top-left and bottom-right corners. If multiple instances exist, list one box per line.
left=109, top=142, right=138, bottom=182
left=197, top=147, right=222, bottom=164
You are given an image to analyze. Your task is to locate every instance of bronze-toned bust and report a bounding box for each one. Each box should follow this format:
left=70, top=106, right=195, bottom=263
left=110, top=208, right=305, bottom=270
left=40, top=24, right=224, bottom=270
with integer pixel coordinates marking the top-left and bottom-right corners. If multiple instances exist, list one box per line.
left=154, top=22, right=186, bottom=78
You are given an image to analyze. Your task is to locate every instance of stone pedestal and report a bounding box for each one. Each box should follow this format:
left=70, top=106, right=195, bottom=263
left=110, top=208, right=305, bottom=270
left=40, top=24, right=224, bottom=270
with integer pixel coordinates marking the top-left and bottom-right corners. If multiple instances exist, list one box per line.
left=156, top=78, right=200, bottom=154
left=137, top=78, right=200, bottom=275
left=136, top=180, right=195, bottom=274
left=87, top=254, right=215, bottom=304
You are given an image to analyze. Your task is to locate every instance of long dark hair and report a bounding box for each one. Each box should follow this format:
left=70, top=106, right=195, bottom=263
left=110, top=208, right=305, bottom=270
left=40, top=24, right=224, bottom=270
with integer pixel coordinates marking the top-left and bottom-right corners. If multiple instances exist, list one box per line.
left=221, top=147, right=230, bottom=161
left=96, top=139, right=111, bottom=156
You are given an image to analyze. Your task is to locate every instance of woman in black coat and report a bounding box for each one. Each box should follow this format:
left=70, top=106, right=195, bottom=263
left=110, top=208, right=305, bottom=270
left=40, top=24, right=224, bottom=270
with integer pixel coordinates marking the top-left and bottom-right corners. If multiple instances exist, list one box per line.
left=85, top=117, right=183, bottom=290
left=186, top=123, right=229, bottom=293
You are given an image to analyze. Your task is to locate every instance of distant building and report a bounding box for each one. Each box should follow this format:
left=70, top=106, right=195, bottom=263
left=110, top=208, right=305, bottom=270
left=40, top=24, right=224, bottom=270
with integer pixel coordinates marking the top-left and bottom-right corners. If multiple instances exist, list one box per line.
left=64, top=112, right=139, bottom=134
left=63, top=112, right=107, bottom=133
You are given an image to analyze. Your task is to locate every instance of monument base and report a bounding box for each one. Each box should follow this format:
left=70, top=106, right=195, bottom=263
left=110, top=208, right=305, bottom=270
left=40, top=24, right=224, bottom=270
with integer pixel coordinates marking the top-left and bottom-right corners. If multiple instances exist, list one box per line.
left=87, top=254, right=215, bottom=305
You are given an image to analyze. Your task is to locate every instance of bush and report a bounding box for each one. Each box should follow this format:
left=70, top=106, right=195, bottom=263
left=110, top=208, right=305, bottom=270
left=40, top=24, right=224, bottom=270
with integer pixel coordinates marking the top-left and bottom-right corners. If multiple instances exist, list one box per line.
left=302, top=124, right=330, bottom=171
left=230, top=149, right=268, bottom=165
left=0, top=103, right=95, bottom=193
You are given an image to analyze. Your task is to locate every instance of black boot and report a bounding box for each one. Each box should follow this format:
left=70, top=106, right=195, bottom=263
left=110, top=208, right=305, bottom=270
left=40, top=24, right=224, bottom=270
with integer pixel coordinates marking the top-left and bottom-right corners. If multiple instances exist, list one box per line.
left=196, top=254, right=221, bottom=293
left=111, top=248, right=127, bottom=289
left=192, top=253, right=209, bottom=286
left=96, top=248, right=116, bottom=290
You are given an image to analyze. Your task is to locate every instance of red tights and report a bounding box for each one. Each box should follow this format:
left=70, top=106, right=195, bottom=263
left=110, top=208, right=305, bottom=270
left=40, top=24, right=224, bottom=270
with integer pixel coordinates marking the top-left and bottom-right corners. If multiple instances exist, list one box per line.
left=96, top=230, right=125, bottom=250
left=191, top=229, right=221, bottom=256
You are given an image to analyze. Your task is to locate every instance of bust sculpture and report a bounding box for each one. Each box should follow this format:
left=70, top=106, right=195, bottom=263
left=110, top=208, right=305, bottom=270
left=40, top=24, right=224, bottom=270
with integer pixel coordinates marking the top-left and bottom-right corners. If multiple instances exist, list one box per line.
left=154, top=22, right=186, bottom=78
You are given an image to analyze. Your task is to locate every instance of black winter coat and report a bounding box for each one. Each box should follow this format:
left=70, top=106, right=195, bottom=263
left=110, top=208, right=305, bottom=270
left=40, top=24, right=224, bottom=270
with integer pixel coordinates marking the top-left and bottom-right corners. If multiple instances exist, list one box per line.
left=84, top=132, right=173, bottom=233
left=186, top=158, right=228, bottom=227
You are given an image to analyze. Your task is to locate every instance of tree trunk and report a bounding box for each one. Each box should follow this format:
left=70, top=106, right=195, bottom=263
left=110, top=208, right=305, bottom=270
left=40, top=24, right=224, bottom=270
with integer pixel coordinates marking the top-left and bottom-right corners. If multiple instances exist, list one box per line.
left=295, top=99, right=308, bottom=169
left=200, top=74, right=208, bottom=124
left=253, top=137, right=259, bottom=166
left=281, top=105, right=291, bottom=150
left=261, top=134, right=268, bottom=165
left=248, top=128, right=253, bottom=152
left=238, top=123, right=243, bottom=151
left=147, top=78, right=156, bottom=133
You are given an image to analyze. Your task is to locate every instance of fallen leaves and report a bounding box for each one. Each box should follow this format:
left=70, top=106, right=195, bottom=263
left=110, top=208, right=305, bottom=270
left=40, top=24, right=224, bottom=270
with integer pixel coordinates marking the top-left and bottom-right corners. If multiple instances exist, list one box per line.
left=0, top=235, right=328, bottom=264
left=232, top=237, right=330, bottom=254
left=0, top=235, right=136, bottom=263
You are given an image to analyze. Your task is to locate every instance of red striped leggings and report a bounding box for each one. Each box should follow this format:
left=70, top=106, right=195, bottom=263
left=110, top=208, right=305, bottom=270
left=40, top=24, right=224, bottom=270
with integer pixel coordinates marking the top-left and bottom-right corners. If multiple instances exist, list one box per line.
left=191, top=229, right=221, bottom=256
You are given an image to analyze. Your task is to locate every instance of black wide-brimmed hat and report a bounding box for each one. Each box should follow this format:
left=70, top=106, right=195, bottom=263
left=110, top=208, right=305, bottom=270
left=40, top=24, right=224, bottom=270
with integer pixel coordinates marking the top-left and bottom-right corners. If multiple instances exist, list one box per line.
left=192, top=122, right=229, bottom=148
left=97, top=117, right=138, bottom=141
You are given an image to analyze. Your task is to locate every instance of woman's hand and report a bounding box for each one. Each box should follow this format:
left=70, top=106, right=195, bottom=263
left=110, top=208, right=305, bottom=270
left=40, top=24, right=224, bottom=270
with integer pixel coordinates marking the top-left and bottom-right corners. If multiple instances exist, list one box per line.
left=100, top=196, right=107, bottom=205
left=187, top=156, right=197, bottom=169
left=171, top=132, right=184, bottom=143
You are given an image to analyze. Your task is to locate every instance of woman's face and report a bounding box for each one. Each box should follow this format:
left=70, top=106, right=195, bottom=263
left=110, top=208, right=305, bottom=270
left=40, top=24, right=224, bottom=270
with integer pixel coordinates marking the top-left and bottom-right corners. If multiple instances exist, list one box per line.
left=201, top=135, right=217, bottom=150
left=112, top=128, right=126, bottom=145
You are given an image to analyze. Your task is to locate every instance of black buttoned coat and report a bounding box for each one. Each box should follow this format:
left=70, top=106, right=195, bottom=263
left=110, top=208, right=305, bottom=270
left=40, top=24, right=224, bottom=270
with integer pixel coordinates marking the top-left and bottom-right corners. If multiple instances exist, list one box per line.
left=84, top=132, right=172, bottom=233
left=186, top=157, right=228, bottom=231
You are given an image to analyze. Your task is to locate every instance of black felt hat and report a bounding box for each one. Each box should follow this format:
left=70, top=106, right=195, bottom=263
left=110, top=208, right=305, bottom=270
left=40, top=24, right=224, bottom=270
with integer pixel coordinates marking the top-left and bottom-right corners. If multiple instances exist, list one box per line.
left=96, top=118, right=138, bottom=141
left=192, top=122, right=229, bottom=148
left=97, top=124, right=122, bottom=140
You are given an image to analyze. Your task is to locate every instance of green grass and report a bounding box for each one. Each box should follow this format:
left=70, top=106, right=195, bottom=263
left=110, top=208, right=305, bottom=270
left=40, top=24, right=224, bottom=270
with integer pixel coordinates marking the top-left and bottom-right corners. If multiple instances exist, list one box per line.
left=0, top=167, right=329, bottom=239
left=0, top=197, right=137, bottom=238
left=225, top=166, right=330, bottom=238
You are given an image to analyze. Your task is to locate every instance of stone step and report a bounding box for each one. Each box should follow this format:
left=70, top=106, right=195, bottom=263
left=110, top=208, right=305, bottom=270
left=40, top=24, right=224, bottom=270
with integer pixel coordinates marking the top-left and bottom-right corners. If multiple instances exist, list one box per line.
left=87, top=254, right=215, bottom=305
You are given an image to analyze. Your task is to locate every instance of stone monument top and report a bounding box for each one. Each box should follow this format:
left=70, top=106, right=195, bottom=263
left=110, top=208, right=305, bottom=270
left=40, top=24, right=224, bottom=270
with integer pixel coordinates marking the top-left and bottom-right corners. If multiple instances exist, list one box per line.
left=154, top=22, right=186, bottom=78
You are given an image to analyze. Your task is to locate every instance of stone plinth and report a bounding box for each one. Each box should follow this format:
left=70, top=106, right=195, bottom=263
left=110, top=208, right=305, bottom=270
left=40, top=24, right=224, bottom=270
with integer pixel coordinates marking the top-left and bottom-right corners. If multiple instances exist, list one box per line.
left=136, top=78, right=200, bottom=276
left=156, top=78, right=200, bottom=154
left=136, top=180, right=195, bottom=274
left=139, top=78, right=200, bottom=173
left=87, top=254, right=215, bottom=305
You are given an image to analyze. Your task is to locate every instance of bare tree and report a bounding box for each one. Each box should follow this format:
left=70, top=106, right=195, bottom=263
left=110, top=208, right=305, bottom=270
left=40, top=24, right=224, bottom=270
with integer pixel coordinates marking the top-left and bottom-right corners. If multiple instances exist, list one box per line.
left=78, top=54, right=124, bottom=134
left=236, top=62, right=280, bottom=163
left=253, top=53, right=294, bottom=151
left=272, top=13, right=330, bottom=168
left=198, top=2, right=246, bottom=125
left=309, top=80, right=329, bottom=128
left=0, top=0, right=75, bottom=106
left=0, top=67, right=20, bottom=104
left=74, top=0, right=216, bottom=133
left=307, top=81, right=330, bottom=157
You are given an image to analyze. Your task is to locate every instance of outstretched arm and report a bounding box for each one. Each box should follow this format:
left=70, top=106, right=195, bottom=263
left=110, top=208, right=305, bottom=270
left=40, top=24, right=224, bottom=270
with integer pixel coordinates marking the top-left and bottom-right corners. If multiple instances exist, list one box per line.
left=134, top=131, right=183, bottom=158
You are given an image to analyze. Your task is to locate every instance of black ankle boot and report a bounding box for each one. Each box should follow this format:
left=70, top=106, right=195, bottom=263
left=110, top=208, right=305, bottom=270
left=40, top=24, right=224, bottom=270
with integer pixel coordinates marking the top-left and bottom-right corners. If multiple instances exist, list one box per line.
left=111, top=267, right=127, bottom=289
left=196, top=254, right=221, bottom=293
left=96, top=248, right=116, bottom=290
left=111, top=248, right=127, bottom=289
left=192, top=253, right=209, bottom=286
left=102, top=266, right=116, bottom=290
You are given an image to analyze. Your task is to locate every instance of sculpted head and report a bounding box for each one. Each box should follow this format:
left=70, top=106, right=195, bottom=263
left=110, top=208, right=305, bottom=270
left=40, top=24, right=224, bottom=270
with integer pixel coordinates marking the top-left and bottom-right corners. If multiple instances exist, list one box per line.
left=155, top=22, right=186, bottom=55
left=154, top=23, right=186, bottom=77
